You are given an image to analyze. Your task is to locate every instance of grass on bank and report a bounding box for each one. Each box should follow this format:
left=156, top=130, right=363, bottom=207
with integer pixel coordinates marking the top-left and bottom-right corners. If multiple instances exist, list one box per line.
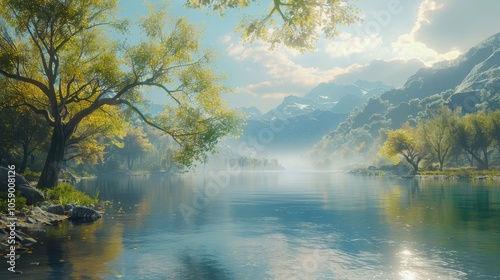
left=351, top=165, right=500, bottom=179
left=0, top=191, right=27, bottom=212
left=418, top=168, right=499, bottom=179
left=45, top=183, right=99, bottom=206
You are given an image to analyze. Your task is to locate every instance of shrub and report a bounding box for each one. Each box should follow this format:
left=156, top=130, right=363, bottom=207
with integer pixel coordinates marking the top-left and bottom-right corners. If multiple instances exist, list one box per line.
left=46, top=183, right=98, bottom=206
left=22, top=167, right=42, bottom=182
left=0, top=191, right=27, bottom=212
left=105, top=159, right=121, bottom=172
left=149, top=163, right=161, bottom=172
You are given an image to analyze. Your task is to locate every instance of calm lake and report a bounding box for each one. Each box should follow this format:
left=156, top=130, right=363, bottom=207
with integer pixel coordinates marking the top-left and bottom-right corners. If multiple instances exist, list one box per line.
left=3, top=172, right=500, bottom=279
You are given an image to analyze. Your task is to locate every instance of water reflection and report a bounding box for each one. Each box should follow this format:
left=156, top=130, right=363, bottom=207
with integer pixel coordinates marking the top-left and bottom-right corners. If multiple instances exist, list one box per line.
left=2, top=173, right=500, bottom=279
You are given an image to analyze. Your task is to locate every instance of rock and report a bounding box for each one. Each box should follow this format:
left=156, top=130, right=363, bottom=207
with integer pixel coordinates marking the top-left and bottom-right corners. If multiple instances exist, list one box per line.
left=68, top=206, right=101, bottom=221
left=64, top=203, right=75, bottom=211
left=22, top=237, right=37, bottom=246
left=0, top=167, right=30, bottom=185
left=15, top=232, right=25, bottom=242
left=47, top=204, right=65, bottom=215
left=0, top=167, right=45, bottom=205
left=17, top=185, right=45, bottom=205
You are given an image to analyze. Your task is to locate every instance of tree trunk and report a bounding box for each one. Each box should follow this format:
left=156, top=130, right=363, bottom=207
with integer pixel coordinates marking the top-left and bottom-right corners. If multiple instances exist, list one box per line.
left=482, top=148, right=489, bottom=170
left=410, top=160, right=419, bottom=173
left=127, top=156, right=134, bottom=170
left=37, top=125, right=70, bottom=188
left=20, top=143, right=29, bottom=173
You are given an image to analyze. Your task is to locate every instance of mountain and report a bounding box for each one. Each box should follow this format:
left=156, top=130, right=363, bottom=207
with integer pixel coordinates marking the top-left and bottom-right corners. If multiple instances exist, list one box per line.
left=240, top=106, right=263, bottom=119
left=238, top=110, right=348, bottom=154
left=262, top=80, right=393, bottom=119
left=311, top=32, right=500, bottom=162
left=228, top=80, right=392, bottom=157
left=262, top=95, right=318, bottom=119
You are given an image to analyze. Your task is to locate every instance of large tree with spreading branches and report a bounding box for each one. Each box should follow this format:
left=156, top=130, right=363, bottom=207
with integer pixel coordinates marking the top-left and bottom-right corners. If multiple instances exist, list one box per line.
left=0, top=0, right=359, bottom=188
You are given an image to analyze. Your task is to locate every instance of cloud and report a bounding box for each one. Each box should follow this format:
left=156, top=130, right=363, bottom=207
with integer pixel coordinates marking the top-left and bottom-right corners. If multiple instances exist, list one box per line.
left=391, top=0, right=461, bottom=65
left=325, top=32, right=383, bottom=58
left=414, top=0, right=500, bottom=52
left=226, top=40, right=351, bottom=98
left=332, top=59, right=425, bottom=87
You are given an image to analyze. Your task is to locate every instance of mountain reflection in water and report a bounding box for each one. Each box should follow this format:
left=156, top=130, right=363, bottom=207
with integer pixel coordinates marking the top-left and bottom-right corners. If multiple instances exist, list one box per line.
left=2, top=172, right=499, bottom=279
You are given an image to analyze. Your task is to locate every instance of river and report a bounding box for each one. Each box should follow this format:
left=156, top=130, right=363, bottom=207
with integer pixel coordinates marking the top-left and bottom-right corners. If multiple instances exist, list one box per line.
left=3, top=172, right=500, bottom=279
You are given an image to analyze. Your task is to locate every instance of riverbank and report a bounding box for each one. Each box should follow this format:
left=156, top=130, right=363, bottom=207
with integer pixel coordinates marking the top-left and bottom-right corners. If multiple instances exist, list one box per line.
left=1, top=200, right=108, bottom=264
left=1, top=206, right=67, bottom=260
left=349, top=167, right=500, bottom=181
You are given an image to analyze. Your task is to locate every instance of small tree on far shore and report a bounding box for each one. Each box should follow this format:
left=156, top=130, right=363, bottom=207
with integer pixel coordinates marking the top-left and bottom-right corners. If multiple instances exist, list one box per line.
left=379, top=123, right=427, bottom=173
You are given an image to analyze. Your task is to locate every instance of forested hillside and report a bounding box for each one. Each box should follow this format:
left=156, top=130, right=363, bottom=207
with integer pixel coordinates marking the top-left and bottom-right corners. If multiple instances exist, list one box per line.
left=311, top=32, right=500, bottom=168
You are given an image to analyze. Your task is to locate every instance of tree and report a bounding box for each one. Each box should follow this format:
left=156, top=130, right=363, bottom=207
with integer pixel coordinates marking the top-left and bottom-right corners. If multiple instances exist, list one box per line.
left=455, top=112, right=494, bottom=170
left=64, top=105, right=126, bottom=166
left=186, top=0, right=360, bottom=51
left=379, top=124, right=427, bottom=173
left=119, top=127, right=152, bottom=170
left=0, top=0, right=240, bottom=188
left=0, top=106, right=50, bottom=172
left=491, top=110, right=500, bottom=154
left=418, top=107, right=459, bottom=171
left=456, top=113, right=494, bottom=170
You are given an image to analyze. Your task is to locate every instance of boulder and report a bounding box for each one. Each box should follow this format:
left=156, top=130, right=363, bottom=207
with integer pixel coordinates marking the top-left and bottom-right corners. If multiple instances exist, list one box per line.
left=0, top=167, right=30, bottom=185
left=0, top=167, right=45, bottom=205
left=47, top=204, right=65, bottom=215
left=21, top=237, right=37, bottom=246
left=17, top=185, right=45, bottom=205
left=68, top=206, right=101, bottom=221
left=64, top=203, right=75, bottom=212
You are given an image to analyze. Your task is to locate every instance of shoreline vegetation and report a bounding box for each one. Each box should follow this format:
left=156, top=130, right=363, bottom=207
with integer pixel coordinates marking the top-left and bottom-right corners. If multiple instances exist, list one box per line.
left=349, top=166, right=500, bottom=181
left=0, top=181, right=105, bottom=261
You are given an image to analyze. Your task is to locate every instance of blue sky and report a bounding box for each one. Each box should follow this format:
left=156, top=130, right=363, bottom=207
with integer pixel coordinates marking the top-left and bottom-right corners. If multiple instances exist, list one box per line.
left=120, top=0, right=500, bottom=113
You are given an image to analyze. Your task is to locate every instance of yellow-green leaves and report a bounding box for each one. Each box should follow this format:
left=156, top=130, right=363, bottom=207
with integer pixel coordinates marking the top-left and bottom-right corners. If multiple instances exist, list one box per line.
left=379, top=123, right=427, bottom=172
left=380, top=128, right=416, bottom=164
left=187, top=0, right=360, bottom=51
left=1, top=0, right=242, bottom=183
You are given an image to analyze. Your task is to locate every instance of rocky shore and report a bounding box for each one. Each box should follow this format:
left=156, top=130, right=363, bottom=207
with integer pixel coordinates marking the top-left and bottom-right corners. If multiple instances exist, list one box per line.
left=1, top=203, right=103, bottom=260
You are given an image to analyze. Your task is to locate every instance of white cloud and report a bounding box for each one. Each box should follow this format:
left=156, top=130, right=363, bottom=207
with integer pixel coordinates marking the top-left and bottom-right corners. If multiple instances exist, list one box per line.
left=222, top=35, right=231, bottom=43
left=391, top=0, right=461, bottom=65
left=226, top=40, right=351, bottom=99
left=325, top=32, right=383, bottom=58
left=411, top=0, right=500, bottom=53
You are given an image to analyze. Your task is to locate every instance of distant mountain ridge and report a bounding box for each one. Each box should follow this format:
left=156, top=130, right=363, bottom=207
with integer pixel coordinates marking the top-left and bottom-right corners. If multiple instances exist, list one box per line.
left=232, top=80, right=392, bottom=156
left=260, top=80, right=393, bottom=120
left=311, top=32, right=500, bottom=162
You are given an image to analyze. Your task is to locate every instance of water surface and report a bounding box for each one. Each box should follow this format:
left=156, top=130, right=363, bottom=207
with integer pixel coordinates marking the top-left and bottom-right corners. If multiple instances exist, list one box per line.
left=3, top=172, right=500, bottom=279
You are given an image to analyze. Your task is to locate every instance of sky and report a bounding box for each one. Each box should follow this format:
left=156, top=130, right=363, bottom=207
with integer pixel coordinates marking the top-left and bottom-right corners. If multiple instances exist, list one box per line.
left=120, top=0, right=500, bottom=113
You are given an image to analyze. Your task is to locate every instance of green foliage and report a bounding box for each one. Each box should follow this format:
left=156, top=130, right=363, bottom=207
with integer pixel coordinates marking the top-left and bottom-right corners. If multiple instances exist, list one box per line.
left=455, top=112, right=494, bottom=170
left=0, top=191, right=27, bottom=212
left=379, top=123, right=427, bottom=172
left=186, top=0, right=360, bottom=52
left=380, top=108, right=500, bottom=172
left=0, top=0, right=242, bottom=187
left=418, top=107, right=460, bottom=171
left=0, top=106, right=50, bottom=172
left=22, top=168, right=42, bottom=182
left=46, top=183, right=98, bottom=206
left=491, top=110, right=500, bottom=152
left=118, top=126, right=152, bottom=170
